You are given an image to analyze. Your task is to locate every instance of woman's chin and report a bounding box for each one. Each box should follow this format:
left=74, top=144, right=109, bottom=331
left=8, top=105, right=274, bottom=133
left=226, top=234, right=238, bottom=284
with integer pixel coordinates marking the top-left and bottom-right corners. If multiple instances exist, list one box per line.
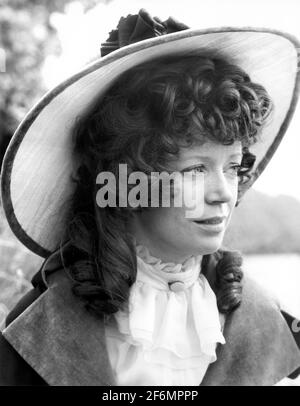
left=193, top=235, right=224, bottom=255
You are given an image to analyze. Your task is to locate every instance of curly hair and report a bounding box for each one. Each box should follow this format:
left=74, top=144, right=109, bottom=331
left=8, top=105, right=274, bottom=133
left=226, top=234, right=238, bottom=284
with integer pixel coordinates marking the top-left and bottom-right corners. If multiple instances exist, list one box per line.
left=62, top=54, right=273, bottom=317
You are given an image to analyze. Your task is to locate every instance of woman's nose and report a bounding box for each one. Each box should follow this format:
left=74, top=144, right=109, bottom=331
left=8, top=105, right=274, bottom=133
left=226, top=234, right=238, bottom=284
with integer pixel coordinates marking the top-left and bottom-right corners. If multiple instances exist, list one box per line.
left=204, top=172, right=233, bottom=205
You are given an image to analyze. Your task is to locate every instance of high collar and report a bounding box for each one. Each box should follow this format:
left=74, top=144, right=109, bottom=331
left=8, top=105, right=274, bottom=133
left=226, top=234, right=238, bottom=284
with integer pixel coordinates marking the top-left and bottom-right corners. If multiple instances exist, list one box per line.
left=135, top=242, right=203, bottom=275
left=135, top=243, right=204, bottom=289
left=3, top=249, right=300, bottom=386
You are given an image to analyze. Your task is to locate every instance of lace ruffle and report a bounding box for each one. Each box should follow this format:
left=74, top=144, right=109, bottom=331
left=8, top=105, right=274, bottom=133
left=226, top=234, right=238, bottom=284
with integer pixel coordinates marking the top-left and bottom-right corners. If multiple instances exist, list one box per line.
left=112, top=244, right=225, bottom=370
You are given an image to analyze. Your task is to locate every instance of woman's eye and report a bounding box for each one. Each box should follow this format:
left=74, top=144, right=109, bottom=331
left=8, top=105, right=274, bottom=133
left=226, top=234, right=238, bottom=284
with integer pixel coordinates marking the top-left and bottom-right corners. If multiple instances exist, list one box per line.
left=182, top=164, right=241, bottom=175
left=227, top=164, right=242, bottom=176
left=186, top=165, right=205, bottom=174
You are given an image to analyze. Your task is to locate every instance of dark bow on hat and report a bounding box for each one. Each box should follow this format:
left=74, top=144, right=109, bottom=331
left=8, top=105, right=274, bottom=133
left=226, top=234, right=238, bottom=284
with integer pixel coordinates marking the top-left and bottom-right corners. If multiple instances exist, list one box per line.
left=100, top=8, right=189, bottom=57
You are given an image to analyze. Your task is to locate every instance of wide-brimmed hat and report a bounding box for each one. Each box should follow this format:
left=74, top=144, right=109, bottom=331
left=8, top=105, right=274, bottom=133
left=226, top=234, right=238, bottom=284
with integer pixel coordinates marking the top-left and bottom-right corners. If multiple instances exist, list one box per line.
left=1, top=9, right=300, bottom=258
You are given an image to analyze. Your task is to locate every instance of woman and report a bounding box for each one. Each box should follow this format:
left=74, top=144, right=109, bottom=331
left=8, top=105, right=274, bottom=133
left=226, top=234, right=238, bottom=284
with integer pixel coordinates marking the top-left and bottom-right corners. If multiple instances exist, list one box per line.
left=0, top=9, right=300, bottom=386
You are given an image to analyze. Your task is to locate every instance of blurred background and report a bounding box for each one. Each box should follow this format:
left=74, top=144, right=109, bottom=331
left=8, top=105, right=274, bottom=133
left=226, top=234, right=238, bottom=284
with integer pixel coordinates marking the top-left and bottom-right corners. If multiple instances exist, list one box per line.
left=0, top=0, right=299, bottom=385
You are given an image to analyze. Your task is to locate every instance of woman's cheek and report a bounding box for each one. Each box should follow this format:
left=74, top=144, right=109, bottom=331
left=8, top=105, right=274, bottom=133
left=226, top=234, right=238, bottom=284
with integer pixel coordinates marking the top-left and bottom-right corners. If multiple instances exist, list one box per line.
left=172, top=172, right=205, bottom=219
left=226, top=180, right=239, bottom=225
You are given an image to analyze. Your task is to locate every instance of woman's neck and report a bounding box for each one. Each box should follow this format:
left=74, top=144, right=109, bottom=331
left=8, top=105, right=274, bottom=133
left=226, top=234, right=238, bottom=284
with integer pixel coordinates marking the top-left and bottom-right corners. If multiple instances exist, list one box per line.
left=129, top=217, right=196, bottom=264
left=136, top=238, right=191, bottom=264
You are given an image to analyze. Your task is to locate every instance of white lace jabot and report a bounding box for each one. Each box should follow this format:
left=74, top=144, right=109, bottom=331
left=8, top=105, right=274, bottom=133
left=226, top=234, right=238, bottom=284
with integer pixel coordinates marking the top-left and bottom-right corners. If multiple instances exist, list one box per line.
left=104, top=244, right=225, bottom=386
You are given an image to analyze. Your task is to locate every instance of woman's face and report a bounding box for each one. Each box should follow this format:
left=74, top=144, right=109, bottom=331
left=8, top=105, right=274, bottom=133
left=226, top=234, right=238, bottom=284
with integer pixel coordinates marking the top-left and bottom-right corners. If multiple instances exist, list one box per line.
left=130, top=139, right=243, bottom=263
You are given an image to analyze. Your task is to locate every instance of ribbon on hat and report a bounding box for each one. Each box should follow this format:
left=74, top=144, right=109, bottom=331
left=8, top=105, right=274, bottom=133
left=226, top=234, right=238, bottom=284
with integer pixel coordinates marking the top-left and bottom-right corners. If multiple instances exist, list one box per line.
left=100, top=8, right=189, bottom=57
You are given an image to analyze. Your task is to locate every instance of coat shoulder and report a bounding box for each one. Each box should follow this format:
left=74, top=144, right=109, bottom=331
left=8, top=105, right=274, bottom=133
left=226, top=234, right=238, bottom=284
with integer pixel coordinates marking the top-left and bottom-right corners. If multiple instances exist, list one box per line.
left=243, top=275, right=300, bottom=380
left=0, top=287, right=47, bottom=386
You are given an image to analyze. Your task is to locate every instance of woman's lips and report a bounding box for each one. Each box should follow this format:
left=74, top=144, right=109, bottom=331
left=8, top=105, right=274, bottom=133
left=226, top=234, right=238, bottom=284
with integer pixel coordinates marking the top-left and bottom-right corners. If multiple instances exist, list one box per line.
left=193, top=216, right=226, bottom=232
left=194, top=216, right=226, bottom=224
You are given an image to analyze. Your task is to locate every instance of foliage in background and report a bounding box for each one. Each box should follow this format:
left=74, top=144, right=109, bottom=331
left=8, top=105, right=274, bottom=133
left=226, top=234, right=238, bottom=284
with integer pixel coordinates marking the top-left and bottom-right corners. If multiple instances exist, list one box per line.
left=0, top=206, right=43, bottom=328
left=0, top=0, right=110, bottom=167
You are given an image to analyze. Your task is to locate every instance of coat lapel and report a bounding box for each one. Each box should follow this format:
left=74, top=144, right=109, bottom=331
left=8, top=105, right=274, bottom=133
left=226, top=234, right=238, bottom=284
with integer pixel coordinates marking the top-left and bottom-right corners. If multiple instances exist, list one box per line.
left=201, top=276, right=300, bottom=385
left=200, top=254, right=300, bottom=385
left=3, top=250, right=300, bottom=386
left=3, top=268, right=116, bottom=386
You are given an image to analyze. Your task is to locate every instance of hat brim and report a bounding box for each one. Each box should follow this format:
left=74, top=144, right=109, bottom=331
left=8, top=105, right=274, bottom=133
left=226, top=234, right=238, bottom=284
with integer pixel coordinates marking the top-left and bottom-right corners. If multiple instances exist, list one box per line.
left=1, top=27, right=300, bottom=257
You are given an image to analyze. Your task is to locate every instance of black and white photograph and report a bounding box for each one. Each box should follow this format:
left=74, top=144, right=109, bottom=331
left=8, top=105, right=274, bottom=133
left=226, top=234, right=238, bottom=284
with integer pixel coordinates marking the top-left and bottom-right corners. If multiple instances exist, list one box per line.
left=0, top=0, right=300, bottom=388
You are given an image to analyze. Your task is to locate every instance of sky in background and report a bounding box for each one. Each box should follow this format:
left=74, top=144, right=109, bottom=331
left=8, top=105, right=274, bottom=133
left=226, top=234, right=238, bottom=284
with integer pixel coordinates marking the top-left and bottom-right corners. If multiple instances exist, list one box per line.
left=43, top=0, right=300, bottom=202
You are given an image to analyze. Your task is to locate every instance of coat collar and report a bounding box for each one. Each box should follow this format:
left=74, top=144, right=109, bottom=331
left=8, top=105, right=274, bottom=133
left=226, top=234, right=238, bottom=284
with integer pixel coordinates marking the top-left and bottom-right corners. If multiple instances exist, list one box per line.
left=3, top=250, right=300, bottom=386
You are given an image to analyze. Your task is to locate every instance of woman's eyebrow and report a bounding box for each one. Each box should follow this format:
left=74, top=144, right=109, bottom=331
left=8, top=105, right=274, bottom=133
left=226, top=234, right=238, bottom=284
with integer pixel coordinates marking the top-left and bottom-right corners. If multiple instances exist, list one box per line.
left=228, top=153, right=243, bottom=160
left=184, top=153, right=243, bottom=162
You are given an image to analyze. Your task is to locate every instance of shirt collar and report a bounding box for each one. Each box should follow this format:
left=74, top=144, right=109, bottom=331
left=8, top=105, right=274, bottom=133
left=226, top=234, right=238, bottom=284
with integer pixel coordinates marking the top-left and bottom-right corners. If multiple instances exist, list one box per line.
left=112, top=245, right=225, bottom=370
